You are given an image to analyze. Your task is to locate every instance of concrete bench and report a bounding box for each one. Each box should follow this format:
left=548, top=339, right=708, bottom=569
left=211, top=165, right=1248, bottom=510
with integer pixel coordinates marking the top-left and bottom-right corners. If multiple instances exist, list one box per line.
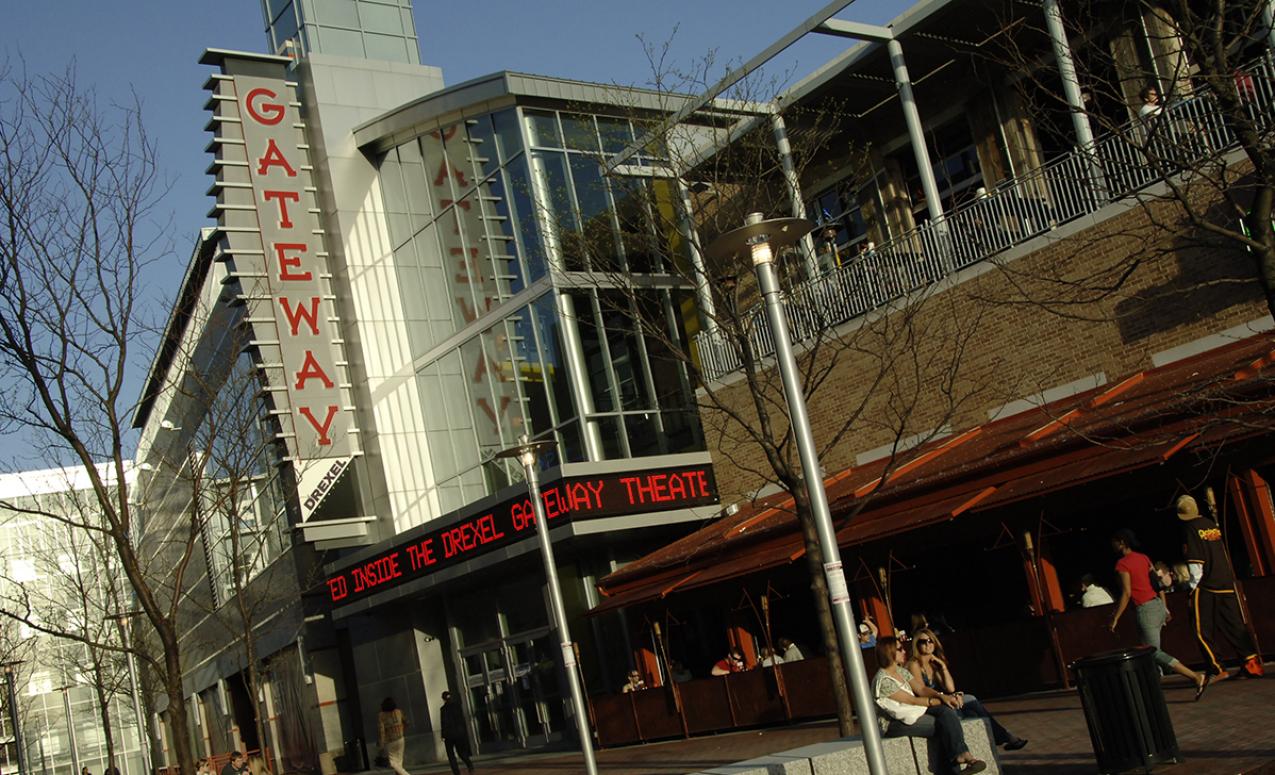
left=689, top=717, right=1001, bottom=775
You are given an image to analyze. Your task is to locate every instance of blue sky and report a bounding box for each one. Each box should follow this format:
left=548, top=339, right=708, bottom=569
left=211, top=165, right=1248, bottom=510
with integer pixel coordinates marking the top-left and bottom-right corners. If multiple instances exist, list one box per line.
left=0, top=0, right=906, bottom=469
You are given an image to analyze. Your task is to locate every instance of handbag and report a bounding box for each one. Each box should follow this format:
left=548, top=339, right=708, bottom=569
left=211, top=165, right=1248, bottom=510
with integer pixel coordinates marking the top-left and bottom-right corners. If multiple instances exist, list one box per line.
left=374, top=754, right=389, bottom=768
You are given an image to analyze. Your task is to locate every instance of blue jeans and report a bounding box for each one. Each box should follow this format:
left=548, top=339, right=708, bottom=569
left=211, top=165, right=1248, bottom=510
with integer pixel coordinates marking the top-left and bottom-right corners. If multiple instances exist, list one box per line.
left=1136, top=596, right=1178, bottom=670
left=883, top=704, right=970, bottom=765
left=955, top=693, right=1013, bottom=745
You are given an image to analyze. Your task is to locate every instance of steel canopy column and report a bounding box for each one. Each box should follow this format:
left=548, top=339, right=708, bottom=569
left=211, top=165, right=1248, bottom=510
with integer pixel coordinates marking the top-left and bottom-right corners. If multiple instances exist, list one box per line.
left=887, top=37, right=944, bottom=223
left=1265, top=0, right=1275, bottom=50
left=1042, top=0, right=1097, bottom=152
left=770, top=112, right=821, bottom=278
left=676, top=178, right=719, bottom=332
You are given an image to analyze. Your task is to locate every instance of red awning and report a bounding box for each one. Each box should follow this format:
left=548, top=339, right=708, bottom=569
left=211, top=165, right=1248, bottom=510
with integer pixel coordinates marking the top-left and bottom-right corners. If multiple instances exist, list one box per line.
left=591, top=332, right=1275, bottom=613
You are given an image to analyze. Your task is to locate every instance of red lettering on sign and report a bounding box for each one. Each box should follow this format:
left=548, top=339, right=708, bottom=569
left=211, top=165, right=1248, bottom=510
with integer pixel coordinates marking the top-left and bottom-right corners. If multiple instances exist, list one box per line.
left=274, top=243, right=313, bottom=281
left=433, top=159, right=469, bottom=189
left=279, top=296, right=322, bottom=336
left=405, top=538, right=438, bottom=570
left=263, top=190, right=301, bottom=228
left=350, top=553, right=402, bottom=593
left=294, top=352, right=335, bottom=390
left=245, top=87, right=286, bottom=126
left=256, top=138, right=298, bottom=177
left=327, top=575, right=348, bottom=602
left=298, top=405, right=339, bottom=445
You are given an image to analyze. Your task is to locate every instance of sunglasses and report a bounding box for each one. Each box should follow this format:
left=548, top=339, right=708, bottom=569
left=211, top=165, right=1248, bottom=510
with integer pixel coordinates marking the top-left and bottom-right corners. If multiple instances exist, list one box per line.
left=916, top=638, right=934, bottom=645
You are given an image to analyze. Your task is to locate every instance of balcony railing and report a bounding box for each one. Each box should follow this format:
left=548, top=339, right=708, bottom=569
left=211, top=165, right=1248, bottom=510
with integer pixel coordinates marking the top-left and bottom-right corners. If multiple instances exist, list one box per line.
left=695, top=53, right=1275, bottom=381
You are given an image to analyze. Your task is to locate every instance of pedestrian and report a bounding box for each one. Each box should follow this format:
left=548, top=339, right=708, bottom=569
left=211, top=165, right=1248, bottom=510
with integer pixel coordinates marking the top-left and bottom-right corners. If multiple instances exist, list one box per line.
left=873, top=636, right=987, bottom=774
left=907, top=627, right=1028, bottom=750
left=1177, top=494, right=1264, bottom=679
left=440, top=690, right=474, bottom=775
left=1108, top=528, right=1209, bottom=699
left=81, top=767, right=92, bottom=775
left=711, top=647, right=747, bottom=675
left=778, top=637, right=804, bottom=662
left=621, top=669, right=647, bottom=692
left=1080, top=574, right=1114, bottom=607
left=220, top=752, right=247, bottom=775
left=377, top=697, right=411, bottom=775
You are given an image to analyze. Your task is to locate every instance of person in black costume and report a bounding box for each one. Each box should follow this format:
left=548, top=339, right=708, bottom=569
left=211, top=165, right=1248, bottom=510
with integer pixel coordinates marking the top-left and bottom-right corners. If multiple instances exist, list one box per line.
left=1178, top=494, right=1264, bottom=679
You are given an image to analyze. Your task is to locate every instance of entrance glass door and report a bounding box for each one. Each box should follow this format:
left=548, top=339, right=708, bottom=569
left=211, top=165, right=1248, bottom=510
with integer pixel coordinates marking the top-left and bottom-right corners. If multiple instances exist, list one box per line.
left=459, top=643, right=520, bottom=751
left=457, top=629, right=565, bottom=751
left=507, top=632, right=564, bottom=745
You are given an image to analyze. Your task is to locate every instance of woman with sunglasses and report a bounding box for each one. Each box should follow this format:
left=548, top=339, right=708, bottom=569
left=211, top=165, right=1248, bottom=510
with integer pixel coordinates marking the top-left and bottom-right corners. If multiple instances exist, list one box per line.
left=908, top=628, right=1028, bottom=751
left=874, top=635, right=988, bottom=774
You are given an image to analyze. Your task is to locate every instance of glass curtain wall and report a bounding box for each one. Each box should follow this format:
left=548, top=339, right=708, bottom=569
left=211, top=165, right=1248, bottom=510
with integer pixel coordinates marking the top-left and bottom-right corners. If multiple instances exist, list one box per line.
left=378, top=106, right=704, bottom=514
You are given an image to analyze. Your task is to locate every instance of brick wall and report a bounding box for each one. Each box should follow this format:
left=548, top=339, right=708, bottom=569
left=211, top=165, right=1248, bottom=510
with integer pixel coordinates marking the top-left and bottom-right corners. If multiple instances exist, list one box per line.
left=699, top=193, right=1270, bottom=503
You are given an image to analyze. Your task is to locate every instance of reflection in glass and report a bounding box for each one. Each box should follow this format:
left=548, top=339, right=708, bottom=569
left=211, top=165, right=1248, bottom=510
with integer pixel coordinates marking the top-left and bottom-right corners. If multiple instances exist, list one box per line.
left=531, top=150, right=584, bottom=271
left=524, top=109, right=562, bottom=148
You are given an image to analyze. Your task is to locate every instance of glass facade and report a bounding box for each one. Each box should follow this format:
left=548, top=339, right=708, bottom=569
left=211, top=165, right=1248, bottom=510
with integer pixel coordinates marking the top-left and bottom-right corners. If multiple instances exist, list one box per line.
left=376, top=105, right=704, bottom=514
left=0, top=490, right=146, bottom=775
left=262, top=0, right=420, bottom=63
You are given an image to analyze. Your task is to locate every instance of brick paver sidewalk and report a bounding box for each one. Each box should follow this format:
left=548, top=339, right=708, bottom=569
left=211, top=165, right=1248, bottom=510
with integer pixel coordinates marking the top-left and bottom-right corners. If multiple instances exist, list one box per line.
left=407, top=668, right=1274, bottom=774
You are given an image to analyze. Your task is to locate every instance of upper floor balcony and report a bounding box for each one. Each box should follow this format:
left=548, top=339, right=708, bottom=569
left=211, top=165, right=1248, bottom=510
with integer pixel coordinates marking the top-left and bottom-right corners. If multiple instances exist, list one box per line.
left=694, top=51, right=1275, bottom=381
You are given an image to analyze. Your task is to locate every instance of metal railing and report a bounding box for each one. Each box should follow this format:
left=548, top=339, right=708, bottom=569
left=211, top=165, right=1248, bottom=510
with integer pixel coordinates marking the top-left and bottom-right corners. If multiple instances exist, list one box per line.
left=695, top=53, right=1275, bottom=380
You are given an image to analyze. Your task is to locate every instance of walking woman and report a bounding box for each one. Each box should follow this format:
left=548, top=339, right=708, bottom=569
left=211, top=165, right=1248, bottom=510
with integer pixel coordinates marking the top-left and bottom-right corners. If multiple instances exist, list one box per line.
left=378, top=696, right=411, bottom=775
left=1108, top=528, right=1209, bottom=699
left=874, top=636, right=987, bottom=774
left=907, top=628, right=1028, bottom=750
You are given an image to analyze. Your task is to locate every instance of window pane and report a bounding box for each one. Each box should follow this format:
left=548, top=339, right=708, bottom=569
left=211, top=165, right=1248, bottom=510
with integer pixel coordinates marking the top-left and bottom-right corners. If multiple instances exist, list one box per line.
left=525, top=109, right=562, bottom=148
left=532, top=294, right=578, bottom=427
left=569, top=154, right=616, bottom=271
left=562, top=114, right=600, bottom=152
left=597, top=116, right=634, bottom=155
left=531, top=150, right=584, bottom=271
left=313, top=0, right=358, bottom=26
left=358, top=1, right=403, bottom=33
left=505, top=158, right=547, bottom=282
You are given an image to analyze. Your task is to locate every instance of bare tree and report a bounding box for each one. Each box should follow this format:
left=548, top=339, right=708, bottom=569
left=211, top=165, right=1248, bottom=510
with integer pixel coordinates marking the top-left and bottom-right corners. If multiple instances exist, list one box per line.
left=542, top=45, right=996, bottom=734
left=989, top=0, right=1275, bottom=317
left=0, top=64, right=203, bottom=773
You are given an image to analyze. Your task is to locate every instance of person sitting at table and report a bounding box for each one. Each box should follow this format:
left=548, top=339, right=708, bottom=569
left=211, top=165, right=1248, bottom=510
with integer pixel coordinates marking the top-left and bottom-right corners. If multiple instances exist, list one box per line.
left=711, top=647, right=747, bottom=676
left=621, top=668, right=647, bottom=693
left=758, top=645, right=784, bottom=667
left=874, top=636, right=987, bottom=774
left=907, top=628, right=1028, bottom=751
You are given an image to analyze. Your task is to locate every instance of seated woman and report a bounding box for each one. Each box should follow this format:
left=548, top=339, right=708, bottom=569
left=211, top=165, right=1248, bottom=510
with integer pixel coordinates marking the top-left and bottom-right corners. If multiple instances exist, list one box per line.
left=907, top=628, right=1028, bottom=751
left=873, top=636, right=987, bottom=774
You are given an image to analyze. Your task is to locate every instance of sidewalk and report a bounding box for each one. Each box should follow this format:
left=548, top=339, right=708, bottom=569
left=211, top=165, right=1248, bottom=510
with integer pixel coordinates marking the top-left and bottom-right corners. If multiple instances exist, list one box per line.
left=406, top=667, right=1275, bottom=774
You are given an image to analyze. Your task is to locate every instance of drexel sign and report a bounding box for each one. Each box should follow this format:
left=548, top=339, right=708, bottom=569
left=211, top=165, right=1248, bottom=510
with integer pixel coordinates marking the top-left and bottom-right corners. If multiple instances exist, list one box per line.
left=325, top=463, right=718, bottom=607
left=204, top=51, right=357, bottom=522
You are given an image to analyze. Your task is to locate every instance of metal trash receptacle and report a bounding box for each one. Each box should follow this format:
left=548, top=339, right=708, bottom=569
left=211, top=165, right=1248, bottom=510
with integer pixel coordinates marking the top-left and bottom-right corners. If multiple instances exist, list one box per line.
left=1071, top=645, right=1179, bottom=774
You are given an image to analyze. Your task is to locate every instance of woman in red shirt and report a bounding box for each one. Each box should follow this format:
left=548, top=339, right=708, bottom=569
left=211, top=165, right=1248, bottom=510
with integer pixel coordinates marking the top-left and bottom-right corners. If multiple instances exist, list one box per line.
left=1108, top=529, right=1208, bottom=700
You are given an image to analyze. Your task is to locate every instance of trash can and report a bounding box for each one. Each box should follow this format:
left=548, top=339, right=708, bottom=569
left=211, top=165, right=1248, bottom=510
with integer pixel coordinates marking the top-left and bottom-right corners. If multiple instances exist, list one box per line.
left=1071, top=646, right=1179, bottom=774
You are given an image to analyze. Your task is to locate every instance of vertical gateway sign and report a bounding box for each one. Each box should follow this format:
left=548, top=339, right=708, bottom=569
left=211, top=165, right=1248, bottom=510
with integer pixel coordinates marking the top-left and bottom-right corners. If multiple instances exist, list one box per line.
left=203, top=50, right=357, bottom=521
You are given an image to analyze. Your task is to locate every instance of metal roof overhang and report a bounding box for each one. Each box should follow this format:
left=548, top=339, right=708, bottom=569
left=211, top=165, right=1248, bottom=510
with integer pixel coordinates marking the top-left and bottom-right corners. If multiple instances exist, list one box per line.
left=589, top=333, right=1275, bottom=615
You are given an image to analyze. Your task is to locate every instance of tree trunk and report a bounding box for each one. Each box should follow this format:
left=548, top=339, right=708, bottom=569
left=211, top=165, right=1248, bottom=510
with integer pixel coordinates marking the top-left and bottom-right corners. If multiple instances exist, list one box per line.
left=162, top=631, right=196, bottom=775
left=1257, top=243, right=1275, bottom=321
left=94, top=665, right=118, bottom=772
left=792, top=490, right=856, bottom=736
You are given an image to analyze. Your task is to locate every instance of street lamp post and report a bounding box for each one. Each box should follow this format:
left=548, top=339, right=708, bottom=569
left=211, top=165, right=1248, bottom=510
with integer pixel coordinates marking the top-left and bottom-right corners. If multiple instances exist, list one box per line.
left=2, top=660, right=27, bottom=775
left=493, top=436, right=598, bottom=775
left=58, top=686, right=80, bottom=775
left=706, top=213, right=889, bottom=775
left=107, top=612, right=152, bottom=775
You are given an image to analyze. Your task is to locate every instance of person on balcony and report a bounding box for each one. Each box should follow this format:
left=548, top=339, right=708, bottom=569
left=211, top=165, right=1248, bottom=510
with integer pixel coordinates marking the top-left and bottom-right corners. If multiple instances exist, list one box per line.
left=859, top=614, right=879, bottom=650
left=711, top=647, right=747, bottom=675
left=1108, top=528, right=1210, bottom=699
left=1177, top=494, right=1265, bottom=680
left=907, top=628, right=1028, bottom=751
left=758, top=646, right=785, bottom=667
left=873, top=635, right=987, bottom=774
left=1138, top=85, right=1164, bottom=119
left=778, top=637, right=805, bottom=662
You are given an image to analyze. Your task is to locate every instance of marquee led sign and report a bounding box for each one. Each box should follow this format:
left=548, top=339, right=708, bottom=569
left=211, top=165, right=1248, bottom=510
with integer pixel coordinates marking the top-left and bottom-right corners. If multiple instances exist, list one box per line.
left=325, top=463, right=718, bottom=607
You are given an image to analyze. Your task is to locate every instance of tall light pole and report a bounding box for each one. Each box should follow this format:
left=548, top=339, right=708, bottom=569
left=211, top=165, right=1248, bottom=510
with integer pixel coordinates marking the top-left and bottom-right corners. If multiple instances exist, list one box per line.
left=493, top=436, right=598, bottom=775
left=57, top=686, right=80, bottom=775
left=106, top=612, right=151, bottom=775
left=706, top=213, right=888, bottom=775
left=2, top=660, right=27, bottom=775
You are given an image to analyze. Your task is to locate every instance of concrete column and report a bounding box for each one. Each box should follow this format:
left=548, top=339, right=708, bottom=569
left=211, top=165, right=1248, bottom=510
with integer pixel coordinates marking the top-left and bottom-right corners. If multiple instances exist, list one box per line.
left=770, top=112, right=821, bottom=278
left=675, top=179, right=718, bottom=332
left=886, top=38, right=944, bottom=224
left=1042, top=0, right=1097, bottom=152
